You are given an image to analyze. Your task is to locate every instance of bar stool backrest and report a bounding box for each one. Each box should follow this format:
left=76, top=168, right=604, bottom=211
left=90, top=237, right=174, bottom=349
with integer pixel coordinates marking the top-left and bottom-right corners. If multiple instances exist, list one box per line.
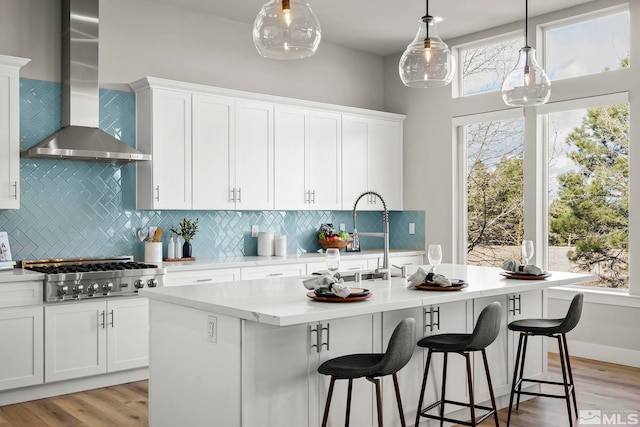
left=558, top=293, right=584, bottom=333
left=467, top=302, right=502, bottom=351
left=376, top=317, right=416, bottom=376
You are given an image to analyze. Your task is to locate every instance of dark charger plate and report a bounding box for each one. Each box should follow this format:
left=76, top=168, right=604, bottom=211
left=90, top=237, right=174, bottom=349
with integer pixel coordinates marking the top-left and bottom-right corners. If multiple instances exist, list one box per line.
left=500, top=271, right=551, bottom=280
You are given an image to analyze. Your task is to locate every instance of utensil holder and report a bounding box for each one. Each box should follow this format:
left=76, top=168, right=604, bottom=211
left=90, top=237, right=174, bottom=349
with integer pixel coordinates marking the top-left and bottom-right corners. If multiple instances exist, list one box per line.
left=144, top=242, right=163, bottom=263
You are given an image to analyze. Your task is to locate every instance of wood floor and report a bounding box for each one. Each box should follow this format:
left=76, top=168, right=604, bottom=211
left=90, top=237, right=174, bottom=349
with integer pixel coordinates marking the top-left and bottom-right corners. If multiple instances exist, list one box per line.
left=0, top=354, right=637, bottom=426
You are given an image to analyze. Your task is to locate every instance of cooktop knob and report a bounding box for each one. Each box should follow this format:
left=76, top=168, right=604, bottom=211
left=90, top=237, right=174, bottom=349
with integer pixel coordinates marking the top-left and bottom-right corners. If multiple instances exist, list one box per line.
left=147, top=278, right=158, bottom=288
left=134, top=279, right=144, bottom=289
left=73, top=284, right=84, bottom=296
left=103, top=282, right=114, bottom=293
left=57, top=285, right=68, bottom=297
left=88, top=283, right=99, bottom=295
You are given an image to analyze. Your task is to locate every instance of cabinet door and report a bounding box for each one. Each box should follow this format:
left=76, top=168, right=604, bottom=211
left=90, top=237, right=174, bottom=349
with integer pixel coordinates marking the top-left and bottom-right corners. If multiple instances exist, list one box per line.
left=473, top=295, right=511, bottom=402
left=274, top=106, right=308, bottom=210
left=0, top=70, right=19, bottom=209
left=309, top=111, right=342, bottom=210
left=107, top=298, right=149, bottom=372
left=45, top=301, right=107, bottom=382
left=512, top=290, right=544, bottom=380
left=240, top=263, right=306, bottom=280
left=151, top=89, right=192, bottom=209
left=0, top=306, right=43, bottom=391
left=165, top=267, right=241, bottom=287
left=368, top=119, right=403, bottom=211
left=314, top=315, right=376, bottom=427
left=242, top=322, right=311, bottom=427
left=342, top=115, right=371, bottom=210
left=235, top=101, right=274, bottom=210
left=192, top=94, right=235, bottom=210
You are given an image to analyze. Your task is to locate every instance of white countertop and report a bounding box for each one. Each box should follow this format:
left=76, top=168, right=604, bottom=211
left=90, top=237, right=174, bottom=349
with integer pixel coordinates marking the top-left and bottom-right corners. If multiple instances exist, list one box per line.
left=160, top=249, right=424, bottom=272
left=140, top=264, right=597, bottom=326
left=0, top=268, right=45, bottom=284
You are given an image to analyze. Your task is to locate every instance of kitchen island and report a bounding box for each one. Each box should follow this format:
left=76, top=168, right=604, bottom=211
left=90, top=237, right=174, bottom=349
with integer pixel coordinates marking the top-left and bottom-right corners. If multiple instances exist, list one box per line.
left=140, top=264, right=595, bottom=427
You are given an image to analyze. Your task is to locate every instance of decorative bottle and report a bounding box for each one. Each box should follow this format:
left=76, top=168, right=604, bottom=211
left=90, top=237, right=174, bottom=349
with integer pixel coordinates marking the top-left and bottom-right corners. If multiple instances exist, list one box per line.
left=175, top=236, right=183, bottom=259
left=168, top=236, right=175, bottom=259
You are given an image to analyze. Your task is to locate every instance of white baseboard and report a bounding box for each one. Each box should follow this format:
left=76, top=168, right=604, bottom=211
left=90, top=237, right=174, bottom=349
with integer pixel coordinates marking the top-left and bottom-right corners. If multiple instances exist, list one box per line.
left=548, top=340, right=640, bottom=368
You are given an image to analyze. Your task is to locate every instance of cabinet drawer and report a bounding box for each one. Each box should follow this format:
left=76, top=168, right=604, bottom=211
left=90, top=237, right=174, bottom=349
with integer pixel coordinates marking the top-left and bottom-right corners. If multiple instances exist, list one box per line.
left=306, top=259, right=368, bottom=275
left=0, top=281, right=43, bottom=308
left=165, top=268, right=241, bottom=287
left=241, top=264, right=306, bottom=280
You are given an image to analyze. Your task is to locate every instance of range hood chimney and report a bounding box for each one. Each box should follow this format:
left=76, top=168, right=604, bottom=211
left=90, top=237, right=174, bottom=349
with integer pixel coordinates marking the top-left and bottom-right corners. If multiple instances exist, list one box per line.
left=21, top=0, right=151, bottom=163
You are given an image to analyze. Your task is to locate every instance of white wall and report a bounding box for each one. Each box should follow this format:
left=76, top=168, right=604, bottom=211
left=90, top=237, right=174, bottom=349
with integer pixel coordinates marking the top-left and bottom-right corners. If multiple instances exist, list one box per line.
left=0, top=0, right=386, bottom=111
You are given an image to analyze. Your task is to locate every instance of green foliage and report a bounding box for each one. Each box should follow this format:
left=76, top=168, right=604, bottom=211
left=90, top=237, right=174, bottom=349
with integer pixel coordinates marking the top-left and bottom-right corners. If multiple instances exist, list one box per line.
left=171, top=218, right=199, bottom=242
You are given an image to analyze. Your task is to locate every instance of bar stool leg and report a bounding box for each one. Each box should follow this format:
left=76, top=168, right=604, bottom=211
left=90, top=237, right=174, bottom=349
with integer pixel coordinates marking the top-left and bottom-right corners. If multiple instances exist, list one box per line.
left=415, top=349, right=433, bottom=427
left=481, top=349, right=499, bottom=427
left=561, top=333, right=579, bottom=417
left=507, top=332, right=525, bottom=426
left=322, top=376, right=337, bottom=427
left=516, top=333, right=529, bottom=410
left=345, top=378, right=353, bottom=427
left=440, top=352, right=449, bottom=427
left=556, top=335, right=573, bottom=426
left=392, top=373, right=407, bottom=427
left=373, top=378, right=383, bottom=427
left=465, top=352, right=477, bottom=427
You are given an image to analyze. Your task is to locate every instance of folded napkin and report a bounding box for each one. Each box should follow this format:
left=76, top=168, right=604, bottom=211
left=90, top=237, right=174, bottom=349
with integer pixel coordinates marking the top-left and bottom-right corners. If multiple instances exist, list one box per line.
left=502, top=259, right=543, bottom=276
left=303, top=274, right=351, bottom=298
left=406, top=267, right=452, bottom=289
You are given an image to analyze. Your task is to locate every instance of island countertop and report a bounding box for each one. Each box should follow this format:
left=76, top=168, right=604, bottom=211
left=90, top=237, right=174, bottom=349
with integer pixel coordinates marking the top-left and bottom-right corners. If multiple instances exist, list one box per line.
left=140, top=264, right=596, bottom=326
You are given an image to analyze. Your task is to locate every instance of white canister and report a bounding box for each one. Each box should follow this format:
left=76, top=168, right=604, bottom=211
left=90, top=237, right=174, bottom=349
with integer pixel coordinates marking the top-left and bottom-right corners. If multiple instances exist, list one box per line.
left=257, top=231, right=274, bottom=257
left=274, top=235, right=287, bottom=257
left=144, top=242, right=163, bottom=263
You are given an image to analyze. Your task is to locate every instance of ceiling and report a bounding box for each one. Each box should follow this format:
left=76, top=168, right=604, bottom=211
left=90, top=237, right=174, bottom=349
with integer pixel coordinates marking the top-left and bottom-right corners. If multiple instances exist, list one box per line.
left=149, top=0, right=598, bottom=56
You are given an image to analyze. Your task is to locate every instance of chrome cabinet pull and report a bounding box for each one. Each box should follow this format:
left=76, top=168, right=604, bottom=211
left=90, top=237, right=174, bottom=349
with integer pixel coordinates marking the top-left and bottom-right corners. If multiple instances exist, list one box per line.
left=322, top=323, right=330, bottom=351
left=109, top=310, right=114, bottom=327
left=230, top=188, right=236, bottom=202
left=100, top=310, right=106, bottom=329
left=196, top=278, right=213, bottom=282
left=515, top=294, right=522, bottom=315
left=237, top=187, right=242, bottom=202
left=432, top=307, right=440, bottom=331
left=311, top=190, right=316, bottom=204
left=11, top=181, right=17, bottom=199
left=267, top=272, right=284, bottom=277
left=310, top=323, right=330, bottom=353
left=154, top=185, right=160, bottom=201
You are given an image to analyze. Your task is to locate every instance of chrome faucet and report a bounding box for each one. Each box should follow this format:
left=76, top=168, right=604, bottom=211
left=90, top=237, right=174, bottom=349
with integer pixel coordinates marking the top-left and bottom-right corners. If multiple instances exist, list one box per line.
left=352, top=191, right=390, bottom=279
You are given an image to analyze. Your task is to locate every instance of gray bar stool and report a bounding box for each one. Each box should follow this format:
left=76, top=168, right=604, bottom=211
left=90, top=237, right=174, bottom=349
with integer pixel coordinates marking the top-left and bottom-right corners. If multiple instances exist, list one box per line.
left=415, top=302, right=501, bottom=427
left=507, top=293, right=584, bottom=426
left=318, top=317, right=416, bottom=427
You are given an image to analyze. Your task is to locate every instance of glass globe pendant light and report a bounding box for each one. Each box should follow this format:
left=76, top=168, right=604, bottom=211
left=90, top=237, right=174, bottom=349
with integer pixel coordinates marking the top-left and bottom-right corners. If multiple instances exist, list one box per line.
left=253, top=0, right=321, bottom=60
left=501, top=0, right=551, bottom=106
left=399, top=0, right=455, bottom=88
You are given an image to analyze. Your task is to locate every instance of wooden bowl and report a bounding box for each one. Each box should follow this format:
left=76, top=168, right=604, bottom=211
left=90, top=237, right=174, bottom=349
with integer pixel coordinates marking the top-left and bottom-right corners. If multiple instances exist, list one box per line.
left=317, top=238, right=349, bottom=251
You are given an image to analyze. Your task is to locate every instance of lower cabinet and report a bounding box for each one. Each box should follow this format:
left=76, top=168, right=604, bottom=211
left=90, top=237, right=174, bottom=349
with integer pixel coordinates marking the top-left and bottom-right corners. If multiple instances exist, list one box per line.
left=240, top=263, right=306, bottom=280
left=0, top=306, right=44, bottom=391
left=44, top=298, right=149, bottom=382
left=242, top=314, right=377, bottom=427
left=472, top=290, right=544, bottom=403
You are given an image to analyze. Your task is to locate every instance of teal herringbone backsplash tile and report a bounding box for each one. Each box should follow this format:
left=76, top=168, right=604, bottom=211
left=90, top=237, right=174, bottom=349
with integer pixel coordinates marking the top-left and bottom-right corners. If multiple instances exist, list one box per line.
left=0, top=79, right=424, bottom=261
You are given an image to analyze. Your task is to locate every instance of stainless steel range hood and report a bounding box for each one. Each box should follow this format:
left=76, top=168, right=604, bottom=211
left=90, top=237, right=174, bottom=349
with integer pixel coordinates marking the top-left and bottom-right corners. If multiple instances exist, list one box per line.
left=21, top=0, right=151, bottom=163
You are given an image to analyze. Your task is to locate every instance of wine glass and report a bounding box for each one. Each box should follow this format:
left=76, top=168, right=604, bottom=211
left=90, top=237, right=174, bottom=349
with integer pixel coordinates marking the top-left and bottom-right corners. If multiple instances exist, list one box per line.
left=427, top=244, right=442, bottom=273
left=325, top=248, right=340, bottom=277
left=521, top=240, right=534, bottom=265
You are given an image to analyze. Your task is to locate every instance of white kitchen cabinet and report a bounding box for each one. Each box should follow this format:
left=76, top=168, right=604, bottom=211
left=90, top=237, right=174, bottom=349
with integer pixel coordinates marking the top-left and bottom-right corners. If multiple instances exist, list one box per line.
left=45, top=298, right=149, bottom=382
left=241, top=263, right=306, bottom=280
left=192, top=93, right=235, bottom=210
left=0, top=55, right=29, bottom=210
left=274, top=106, right=342, bottom=210
left=0, top=306, right=43, bottom=391
left=342, top=115, right=403, bottom=211
left=135, top=87, right=192, bottom=210
left=381, top=301, right=469, bottom=425
left=165, top=267, right=241, bottom=287
left=242, top=314, right=376, bottom=427
left=472, top=290, right=543, bottom=403
left=235, top=100, right=274, bottom=210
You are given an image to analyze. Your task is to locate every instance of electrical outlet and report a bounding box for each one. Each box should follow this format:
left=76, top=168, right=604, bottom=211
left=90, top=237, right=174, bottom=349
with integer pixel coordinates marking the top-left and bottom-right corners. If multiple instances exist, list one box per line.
left=251, top=225, right=259, bottom=237
left=208, top=315, right=217, bottom=343
left=409, top=223, right=415, bottom=235
left=339, top=223, right=345, bottom=231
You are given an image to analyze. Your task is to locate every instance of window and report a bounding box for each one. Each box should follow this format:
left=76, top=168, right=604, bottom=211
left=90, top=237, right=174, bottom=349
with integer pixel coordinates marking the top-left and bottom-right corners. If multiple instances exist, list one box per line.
left=546, top=101, right=629, bottom=288
left=458, top=35, right=524, bottom=97
left=464, top=117, right=524, bottom=266
left=544, top=10, right=630, bottom=81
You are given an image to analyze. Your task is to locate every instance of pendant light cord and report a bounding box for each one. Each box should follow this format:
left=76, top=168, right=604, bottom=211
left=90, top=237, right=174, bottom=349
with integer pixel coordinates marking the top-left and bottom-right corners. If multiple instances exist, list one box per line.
left=525, top=0, right=529, bottom=47
left=425, top=0, right=430, bottom=39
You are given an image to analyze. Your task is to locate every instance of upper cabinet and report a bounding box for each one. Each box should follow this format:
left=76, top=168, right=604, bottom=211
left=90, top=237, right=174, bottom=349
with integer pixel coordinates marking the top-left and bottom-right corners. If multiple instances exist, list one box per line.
left=342, top=115, right=403, bottom=211
left=274, top=106, right=342, bottom=210
left=0, top=55, right=30, bottom=210
left=131, top=77, right=403, bottom=211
